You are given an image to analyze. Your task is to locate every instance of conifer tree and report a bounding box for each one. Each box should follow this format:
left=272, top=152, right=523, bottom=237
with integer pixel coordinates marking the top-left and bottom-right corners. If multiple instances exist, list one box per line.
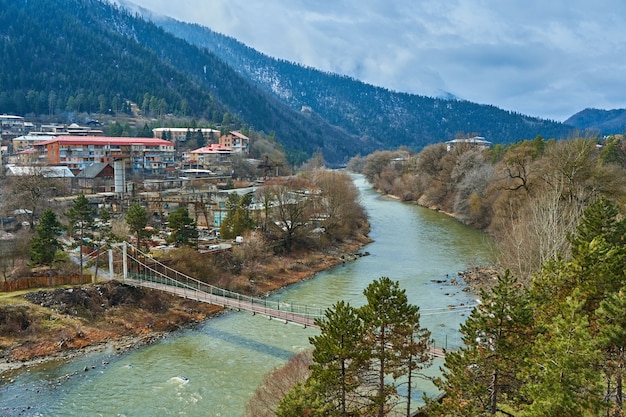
left=309, top=300, right=367, bottom=415
left=125, top=203, right=149, bottom=250
left=358, top=277, right=430, bottom=417
left=597, top=288, right=626, bottom=416
left=31, top=209, right=63, bottom=283
left=166, top=207, right=198, bottom=247
left=432, top=271, right=532, bottom=416
left=522, top=292, right=604, bottom=416
left=220, top=193, right=255, bottom=239
left=67, top=194, right=95, bottom=283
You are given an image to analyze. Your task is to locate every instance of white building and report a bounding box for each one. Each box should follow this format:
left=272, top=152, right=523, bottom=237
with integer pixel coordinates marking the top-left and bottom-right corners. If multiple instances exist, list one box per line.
left=445, top=136, right=492, bottom=152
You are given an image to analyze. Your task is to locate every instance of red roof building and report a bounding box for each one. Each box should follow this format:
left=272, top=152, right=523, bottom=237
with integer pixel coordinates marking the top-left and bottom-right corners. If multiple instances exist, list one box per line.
left=188, top=144, right=232, bottom=169
left=219, top=131, right=250, bottom=154
left=33, top=136, right=175, bottom=172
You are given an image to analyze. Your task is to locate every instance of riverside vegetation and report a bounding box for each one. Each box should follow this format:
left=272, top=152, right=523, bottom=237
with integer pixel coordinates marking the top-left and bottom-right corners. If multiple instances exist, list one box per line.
left=0, top=169, right=371, bottom=376
left=243, top=136, right=626, bottom=416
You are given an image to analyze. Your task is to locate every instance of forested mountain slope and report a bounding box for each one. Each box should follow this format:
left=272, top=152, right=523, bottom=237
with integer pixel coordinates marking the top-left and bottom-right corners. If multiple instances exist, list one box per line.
left=154, top=16, right=576, bottom=150
left=565, top=108, right=626, bottom=134
left=0, top=0, right=362, bottom=164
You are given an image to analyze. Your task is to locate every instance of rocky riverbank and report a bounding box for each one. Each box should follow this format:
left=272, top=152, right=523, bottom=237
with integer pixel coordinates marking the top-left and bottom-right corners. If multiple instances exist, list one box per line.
left=0, top=239, right=372, bottom=379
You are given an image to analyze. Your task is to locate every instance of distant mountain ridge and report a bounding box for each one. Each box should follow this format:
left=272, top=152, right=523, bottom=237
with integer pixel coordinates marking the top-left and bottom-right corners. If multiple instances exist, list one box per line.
left=0, top=0, right=362, bottom=164
left=1, top=0, right=585, bottom=166
left=150, top=13, right=576, bottom=149
left=564, top=108, right=626, bottom=134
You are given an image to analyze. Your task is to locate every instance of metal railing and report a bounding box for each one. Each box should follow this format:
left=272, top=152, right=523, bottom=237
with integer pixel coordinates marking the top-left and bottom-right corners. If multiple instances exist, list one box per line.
left=122, top=243, right=326, bottom=327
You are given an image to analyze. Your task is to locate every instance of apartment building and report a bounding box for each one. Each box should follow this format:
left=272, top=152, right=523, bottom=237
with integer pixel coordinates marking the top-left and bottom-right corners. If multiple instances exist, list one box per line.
left=219, top=131, right=250, bottom=154
left=1, top=115, right=27, bottom=141
left=152, top=127, right=220, bottom=143
left=34, top=136, right=175, bottom=173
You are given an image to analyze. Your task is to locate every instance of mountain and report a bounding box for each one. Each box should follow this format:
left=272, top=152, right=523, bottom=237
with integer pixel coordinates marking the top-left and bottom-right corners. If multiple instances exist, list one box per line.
left=1, top=0, right=576, bottom=166
left=0, top=0, right=362, bottom=165
left=564, top=108, right=626, bottom=134
left=151, top=14, right=576, bottom=149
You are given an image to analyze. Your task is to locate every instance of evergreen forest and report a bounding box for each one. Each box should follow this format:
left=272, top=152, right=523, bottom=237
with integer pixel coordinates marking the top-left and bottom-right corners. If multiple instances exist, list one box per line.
left=1, top=0, right=582, bottom=166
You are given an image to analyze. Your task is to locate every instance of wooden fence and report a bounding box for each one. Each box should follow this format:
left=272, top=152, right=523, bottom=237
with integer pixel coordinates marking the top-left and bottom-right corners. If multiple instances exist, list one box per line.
left=0, top=274, right=92, bottom=292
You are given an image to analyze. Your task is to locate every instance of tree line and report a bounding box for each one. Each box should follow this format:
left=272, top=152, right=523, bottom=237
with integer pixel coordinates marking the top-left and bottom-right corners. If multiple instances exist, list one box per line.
left=349, top=135, right=626, bottom=284
left=0, top=168, right=369, bottom=296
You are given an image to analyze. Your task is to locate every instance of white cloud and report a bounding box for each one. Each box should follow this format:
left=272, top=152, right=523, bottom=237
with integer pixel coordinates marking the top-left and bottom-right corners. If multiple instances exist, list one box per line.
left=124, top=0, right=626, bottom=121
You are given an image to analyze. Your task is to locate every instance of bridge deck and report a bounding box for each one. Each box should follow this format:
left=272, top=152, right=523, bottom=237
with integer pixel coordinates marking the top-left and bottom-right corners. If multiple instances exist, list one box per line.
left=125, top=278, right=320, bottom=328
left=124, top=277, right=447, bottom=358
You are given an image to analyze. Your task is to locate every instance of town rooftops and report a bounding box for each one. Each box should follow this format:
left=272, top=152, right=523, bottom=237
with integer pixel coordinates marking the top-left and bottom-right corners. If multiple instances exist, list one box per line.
left=33, top=136, right=174, bottom=147
left=191, top=144, right=233, bottom=154
left=5, top=165, right=75, bottom=178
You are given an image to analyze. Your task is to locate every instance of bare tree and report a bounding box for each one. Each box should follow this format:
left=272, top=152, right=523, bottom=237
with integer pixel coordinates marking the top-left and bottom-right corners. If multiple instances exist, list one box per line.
left=311, top=170, right=367, bottom=242
left=5, top=166, right=67, bottom=228
left=264, top=177, right=317, bottom=251
left=243, top=351, right=313, bottom=417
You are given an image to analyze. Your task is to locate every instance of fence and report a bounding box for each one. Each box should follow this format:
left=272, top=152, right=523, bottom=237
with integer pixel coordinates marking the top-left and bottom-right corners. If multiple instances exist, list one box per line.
left=0, top=274, right=91, bottom=292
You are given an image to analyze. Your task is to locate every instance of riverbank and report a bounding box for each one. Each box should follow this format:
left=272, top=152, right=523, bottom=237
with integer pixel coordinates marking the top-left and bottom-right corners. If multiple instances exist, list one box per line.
left=378, top=187, right=501, bottom=294
left=0, top=237, right=372, bottom=379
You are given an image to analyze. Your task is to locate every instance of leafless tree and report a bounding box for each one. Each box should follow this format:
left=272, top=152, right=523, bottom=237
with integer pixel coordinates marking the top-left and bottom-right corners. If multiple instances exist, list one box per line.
left=311, top=170, right=367, bottom=242
left=243, top=351, right=313, bottom=417
left=4, top=166, right=68, bottom=227
left=263, top=177, right=317, bottom=251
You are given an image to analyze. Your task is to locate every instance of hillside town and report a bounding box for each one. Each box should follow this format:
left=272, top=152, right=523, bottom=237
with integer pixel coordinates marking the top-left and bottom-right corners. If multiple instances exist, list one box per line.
left=0, top=114, right=262, bottom=239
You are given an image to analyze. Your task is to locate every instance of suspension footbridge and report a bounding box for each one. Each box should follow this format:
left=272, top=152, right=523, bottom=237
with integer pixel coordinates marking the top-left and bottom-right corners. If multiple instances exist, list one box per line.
left=105, top=243, right=472, bottom=358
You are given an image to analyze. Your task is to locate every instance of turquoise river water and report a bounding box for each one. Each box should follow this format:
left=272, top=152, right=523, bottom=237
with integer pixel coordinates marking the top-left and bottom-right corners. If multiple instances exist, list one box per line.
left=0, top=175, right=495, bottom=416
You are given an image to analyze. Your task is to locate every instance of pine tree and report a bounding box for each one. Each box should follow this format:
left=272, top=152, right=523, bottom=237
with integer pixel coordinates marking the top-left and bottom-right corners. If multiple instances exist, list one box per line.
left=309, top=300, right=367, bottom=415
left=166, top=207, right=198, bottom=247
left=597, top=288, right=626, bottom=416
left=522, top=292, right=604, bottom=416
left=125, top=203, right=149, bottom=250
left=67, top=194, right=95, bottom=283
left=358, top=277, right=430, bottom=417
left=432, top=271, right=533, bottom=416
left=31, top=209, right=62, bottom=283
left=220, top=193, right=255, bottom=239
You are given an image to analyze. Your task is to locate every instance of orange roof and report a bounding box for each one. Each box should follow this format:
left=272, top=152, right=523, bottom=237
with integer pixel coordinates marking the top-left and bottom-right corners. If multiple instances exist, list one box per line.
left=191, top=144, right=232, bottom=154
left=33, top=136, right=174, bottom=147
left=230, top=131, right=250, bottom=140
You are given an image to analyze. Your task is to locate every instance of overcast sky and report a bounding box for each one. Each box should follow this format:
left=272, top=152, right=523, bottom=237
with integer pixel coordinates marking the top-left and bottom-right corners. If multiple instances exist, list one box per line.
left=123, top=0, right=626, bottom=122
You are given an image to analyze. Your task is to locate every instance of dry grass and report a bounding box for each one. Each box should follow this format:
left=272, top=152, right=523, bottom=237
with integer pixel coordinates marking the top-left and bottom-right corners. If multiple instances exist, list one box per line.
left=0, top=282, right=222, bottom=364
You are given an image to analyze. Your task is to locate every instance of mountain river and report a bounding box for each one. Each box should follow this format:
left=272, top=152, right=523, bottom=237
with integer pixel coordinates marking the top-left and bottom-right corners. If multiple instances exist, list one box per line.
left=0, top=175, right=495, bottom=416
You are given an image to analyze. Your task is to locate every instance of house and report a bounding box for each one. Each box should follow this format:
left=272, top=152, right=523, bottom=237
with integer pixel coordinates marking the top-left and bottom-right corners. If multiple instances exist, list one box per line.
left=74, top=163, right=115, bottom=193
left=33, top=136, right=175, bottom=173
left=12, top=135, right=55, bottom=153
left=188, top=144, right=233, bottom=171
left=219, top=131, right=250, bottom=155
left=445, top=136, right=492, bottom=152
left=16, top=147, right=38, bottom=165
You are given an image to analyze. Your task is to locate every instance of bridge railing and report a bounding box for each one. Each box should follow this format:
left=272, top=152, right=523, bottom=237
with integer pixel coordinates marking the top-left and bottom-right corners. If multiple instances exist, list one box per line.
left=123, top=243, right=326, bottom=323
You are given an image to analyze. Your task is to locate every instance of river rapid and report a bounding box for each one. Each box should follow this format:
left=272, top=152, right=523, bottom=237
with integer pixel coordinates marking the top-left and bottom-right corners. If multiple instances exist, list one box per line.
left=0, top=175, right=495, bottom=416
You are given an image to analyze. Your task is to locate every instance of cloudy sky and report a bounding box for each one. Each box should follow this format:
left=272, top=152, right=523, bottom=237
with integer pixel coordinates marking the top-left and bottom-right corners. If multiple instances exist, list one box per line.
left=124, top=0, right=626, bottom=122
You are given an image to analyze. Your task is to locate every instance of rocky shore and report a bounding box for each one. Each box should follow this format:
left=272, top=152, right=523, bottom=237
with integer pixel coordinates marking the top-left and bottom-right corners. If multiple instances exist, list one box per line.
left=0, top=228, right=492, bottom=381
left=0, top=240, right=372, bottom=379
